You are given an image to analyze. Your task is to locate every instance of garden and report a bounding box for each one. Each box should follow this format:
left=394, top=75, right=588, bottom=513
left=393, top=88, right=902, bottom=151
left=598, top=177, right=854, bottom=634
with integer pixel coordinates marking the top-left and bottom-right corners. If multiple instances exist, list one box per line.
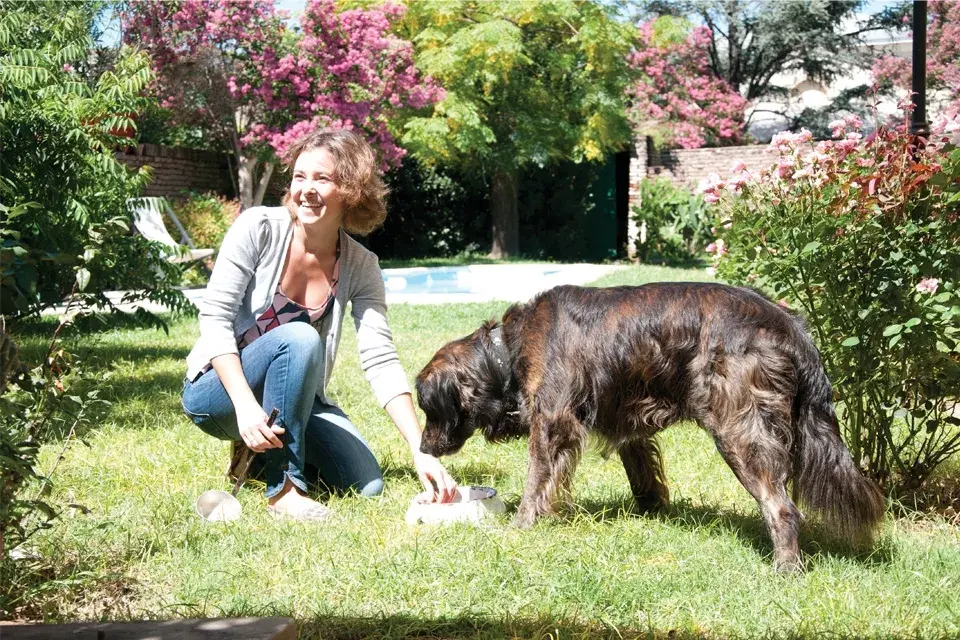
left=2, top=0, right=959, bottom=638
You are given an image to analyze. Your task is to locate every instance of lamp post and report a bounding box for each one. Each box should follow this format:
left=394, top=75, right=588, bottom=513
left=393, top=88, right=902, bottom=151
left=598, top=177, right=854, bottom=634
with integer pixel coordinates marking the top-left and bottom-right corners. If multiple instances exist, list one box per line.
left=910, top=0, right=928, bottom=136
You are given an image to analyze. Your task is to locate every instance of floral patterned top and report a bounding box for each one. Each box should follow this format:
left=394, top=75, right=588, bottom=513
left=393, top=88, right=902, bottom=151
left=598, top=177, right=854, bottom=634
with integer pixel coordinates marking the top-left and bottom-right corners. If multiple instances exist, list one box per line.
left=237, top=245, right=341, bottom=350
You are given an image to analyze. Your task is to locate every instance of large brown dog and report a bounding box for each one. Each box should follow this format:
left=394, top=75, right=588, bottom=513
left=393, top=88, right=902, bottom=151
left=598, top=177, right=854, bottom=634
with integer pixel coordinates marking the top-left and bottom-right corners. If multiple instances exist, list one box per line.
left=416, top=283, right=884, bottom=571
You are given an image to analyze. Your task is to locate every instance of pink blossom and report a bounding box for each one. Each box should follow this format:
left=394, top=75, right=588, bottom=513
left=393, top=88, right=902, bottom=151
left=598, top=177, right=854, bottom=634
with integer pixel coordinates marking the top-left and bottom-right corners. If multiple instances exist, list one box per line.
left=843, top=114, right=863, bottom=131
left=62, top=63, right=75, bottom=73
left=778, top=298, right=790, bottom=308
left=803, top=151, right=830, bottom=166
left=916, top=278, right=940, bottom=294
left=729, top=159, right=748, bottom=174
left=626, top=21, right=747, bottom=149
left=705, top=238, right=727, bottom=257
left=122, top=0, right=442, bottom=194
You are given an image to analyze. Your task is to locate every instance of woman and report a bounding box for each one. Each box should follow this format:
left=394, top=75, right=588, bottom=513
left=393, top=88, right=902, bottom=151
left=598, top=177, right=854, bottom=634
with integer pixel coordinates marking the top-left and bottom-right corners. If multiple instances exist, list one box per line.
left=181, top=128, right=457, bottom=520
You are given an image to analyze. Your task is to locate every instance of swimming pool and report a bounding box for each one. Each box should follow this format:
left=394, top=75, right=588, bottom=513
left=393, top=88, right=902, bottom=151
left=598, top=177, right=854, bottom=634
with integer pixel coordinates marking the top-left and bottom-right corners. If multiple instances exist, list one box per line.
left=382, top=265, right=565, bottom=295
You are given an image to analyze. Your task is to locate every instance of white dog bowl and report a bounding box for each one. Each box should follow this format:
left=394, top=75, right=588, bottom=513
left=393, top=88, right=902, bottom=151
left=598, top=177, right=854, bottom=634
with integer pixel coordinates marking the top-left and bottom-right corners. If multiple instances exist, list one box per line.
left=195, top=489, right=242, bottom=522
left=405, top=485, right=506, bottom=525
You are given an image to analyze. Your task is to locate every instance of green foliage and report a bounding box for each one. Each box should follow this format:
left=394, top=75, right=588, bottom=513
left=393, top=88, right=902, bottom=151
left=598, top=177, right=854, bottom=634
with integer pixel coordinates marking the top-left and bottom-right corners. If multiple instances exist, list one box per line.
left=169, top=192, right=240, bottom=252
left=712, top=127, right=960, bottom=491
left=517, top=161, right=602, bottom=260
left=1, top=314, right=109, bottom=617
left=632, top=178, right=713, bottom=264
left=366, top=157, right=490, bottom=259
left=368, top=157, right=614, bottom=261
left=396, top=0, right=634, bottom=171
left=0, top=0, right=191, bottom=320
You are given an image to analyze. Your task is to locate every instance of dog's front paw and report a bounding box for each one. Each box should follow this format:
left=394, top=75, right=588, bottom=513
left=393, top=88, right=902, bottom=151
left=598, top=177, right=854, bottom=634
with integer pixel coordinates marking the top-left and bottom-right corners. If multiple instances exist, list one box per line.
left=511, top=511, right=536, bottom=529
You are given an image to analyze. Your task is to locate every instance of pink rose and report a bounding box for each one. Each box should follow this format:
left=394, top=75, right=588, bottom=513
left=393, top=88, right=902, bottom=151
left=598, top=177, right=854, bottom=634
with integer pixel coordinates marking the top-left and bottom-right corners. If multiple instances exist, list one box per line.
left=916, top=278, right=939, bottom=294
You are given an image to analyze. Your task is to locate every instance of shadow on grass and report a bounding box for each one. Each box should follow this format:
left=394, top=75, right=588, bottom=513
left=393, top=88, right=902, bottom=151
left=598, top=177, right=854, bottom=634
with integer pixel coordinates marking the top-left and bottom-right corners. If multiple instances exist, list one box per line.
left=295, top=613, right=711, bottom=640
left=524, top=495, right=894, bottom=571
left=36, top=366, right=186, bottom=442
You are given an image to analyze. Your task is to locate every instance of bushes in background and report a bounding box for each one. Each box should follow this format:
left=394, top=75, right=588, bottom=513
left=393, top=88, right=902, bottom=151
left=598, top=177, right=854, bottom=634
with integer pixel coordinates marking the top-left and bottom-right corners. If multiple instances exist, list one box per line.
left=169, top=192, right=240, bottom=252
left=632, top=177, right=713, bottom=264
left=367, top=157, right=609, bottom=262
left=705, top=113, right=960, bottom=492
left=365, top=157, right=490, bottom=260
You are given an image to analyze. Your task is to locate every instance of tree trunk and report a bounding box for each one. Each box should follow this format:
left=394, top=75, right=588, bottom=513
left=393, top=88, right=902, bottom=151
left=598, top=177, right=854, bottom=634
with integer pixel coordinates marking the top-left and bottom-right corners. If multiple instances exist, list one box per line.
left=252, top=161, right=275, bottom=207
left=237, top=153, right=259, bottom=212
left=489, top=169, right=519, bottom=259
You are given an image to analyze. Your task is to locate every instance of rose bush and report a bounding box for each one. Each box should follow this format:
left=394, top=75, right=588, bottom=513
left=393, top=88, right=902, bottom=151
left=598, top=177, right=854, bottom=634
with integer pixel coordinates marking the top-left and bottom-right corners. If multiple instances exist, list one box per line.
left=701, top=110, right=960, bottom=492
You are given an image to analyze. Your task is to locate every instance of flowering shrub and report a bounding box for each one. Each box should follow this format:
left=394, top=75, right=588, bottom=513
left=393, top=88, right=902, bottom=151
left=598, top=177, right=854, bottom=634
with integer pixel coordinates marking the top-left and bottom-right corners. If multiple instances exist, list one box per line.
left=626, top=16, right=747, bottom=149
left=632, top=178, right=714, bottom=264
left=170, top=192, right=240, bottom=252
left=871, top=0, right=960, bottom=116
left=701, top=112, right=960, bottom=491
left=122, top=0, right=443, bottom=209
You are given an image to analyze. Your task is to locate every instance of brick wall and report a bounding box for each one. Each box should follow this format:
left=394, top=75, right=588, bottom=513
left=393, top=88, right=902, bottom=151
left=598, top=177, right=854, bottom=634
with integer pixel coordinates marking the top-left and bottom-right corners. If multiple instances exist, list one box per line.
left=115, top=144, right=235, bottom=199
left=629, top=137, right=781, bottom=213
left=647, top=143, right=780, bottom=188
left=625, top=137, right=780, bottom=257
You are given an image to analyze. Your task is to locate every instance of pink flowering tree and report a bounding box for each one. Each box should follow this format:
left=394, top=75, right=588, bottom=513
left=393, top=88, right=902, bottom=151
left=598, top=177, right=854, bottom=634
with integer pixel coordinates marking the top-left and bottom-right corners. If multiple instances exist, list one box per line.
left=700, top=107, right=960, bottom=491
left=626, top=17, right=747, bottom=149
left=122, top=0, right=442, bottom=210
left=871, top=0, right=960, bottom=118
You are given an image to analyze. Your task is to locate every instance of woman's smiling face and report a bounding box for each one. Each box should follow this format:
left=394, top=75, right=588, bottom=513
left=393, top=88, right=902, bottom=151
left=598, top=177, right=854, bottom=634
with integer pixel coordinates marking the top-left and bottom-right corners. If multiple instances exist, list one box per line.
left=289, top=148, right=344, bottom=228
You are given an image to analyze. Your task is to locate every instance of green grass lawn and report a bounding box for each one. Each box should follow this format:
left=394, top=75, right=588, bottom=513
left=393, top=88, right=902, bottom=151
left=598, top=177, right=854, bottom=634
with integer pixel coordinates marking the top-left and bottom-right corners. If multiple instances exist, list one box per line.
left=12, top=264, right=960, bottom=638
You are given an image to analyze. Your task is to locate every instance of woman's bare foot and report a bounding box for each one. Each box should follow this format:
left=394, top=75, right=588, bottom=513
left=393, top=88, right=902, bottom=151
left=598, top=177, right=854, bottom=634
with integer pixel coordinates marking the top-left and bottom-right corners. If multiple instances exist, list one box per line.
left=267, top=477, right=331, bottom=521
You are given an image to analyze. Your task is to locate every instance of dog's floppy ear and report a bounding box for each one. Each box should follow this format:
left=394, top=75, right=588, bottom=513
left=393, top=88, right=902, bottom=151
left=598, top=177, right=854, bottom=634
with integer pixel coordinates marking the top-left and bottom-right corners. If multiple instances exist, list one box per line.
left=415, top=366, right=463, bottom=432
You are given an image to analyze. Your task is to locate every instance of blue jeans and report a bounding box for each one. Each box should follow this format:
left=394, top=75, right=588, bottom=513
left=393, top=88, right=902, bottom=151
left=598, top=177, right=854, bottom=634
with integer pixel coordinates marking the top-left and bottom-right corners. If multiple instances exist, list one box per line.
left=181, top=322, right=384, bottom=499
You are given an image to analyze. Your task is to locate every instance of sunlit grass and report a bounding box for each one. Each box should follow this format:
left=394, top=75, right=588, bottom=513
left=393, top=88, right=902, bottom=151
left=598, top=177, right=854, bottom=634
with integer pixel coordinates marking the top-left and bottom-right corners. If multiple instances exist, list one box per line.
left=11, top=264, right=959, bottom=638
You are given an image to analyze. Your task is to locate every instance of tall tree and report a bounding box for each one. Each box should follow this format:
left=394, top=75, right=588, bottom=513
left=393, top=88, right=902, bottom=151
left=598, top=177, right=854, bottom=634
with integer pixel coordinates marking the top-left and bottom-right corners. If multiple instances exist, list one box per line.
left=122, top=0, right=442, bottom=210
left=638, top=0, right=873, bottom=129
left=388, top=0, right=635, bottom=258
left=627, top=15, right=748, bottom=148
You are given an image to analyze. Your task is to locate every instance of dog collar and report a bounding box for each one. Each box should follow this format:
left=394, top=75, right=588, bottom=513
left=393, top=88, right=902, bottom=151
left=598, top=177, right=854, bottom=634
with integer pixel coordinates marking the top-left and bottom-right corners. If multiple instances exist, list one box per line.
left=490, top=326, right=506, bottom=371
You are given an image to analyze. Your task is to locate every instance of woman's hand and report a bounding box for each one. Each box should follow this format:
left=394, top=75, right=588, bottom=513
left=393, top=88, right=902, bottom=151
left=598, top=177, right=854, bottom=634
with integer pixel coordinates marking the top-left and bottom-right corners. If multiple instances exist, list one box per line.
left=413, top=451, right=458, bottom=503
left=236, top=402, right=285, bottom=452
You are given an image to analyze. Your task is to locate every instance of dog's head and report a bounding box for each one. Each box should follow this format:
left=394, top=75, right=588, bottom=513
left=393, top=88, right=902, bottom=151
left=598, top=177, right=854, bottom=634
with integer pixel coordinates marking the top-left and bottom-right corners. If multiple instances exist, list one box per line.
left=416, top=322, right=522, bottom=457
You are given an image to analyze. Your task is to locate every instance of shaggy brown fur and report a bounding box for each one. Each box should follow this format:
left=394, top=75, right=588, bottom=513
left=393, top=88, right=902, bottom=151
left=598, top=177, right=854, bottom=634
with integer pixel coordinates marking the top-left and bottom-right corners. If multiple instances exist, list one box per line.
left=416, top=283, right=885, bottom=571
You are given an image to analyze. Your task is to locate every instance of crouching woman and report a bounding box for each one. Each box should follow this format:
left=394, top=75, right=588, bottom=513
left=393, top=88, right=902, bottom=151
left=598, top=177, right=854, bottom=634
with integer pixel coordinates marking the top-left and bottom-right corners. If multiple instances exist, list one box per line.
left=181, top=129, right=457, bottom=520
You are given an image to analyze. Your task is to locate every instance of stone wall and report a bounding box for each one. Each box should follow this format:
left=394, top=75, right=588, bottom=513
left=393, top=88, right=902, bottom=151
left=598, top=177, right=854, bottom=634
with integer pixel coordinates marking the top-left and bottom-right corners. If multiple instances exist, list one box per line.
left=115, top=144, right=235, bottom=199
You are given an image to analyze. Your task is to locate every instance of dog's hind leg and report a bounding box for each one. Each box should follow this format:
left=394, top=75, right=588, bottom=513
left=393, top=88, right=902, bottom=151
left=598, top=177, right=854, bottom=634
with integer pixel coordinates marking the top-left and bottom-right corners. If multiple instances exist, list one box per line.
left=707, top=405, right=803, bottom=572
left=513, top=409, right=584, bottom=528
left=618, top=438, right=669, bottom=514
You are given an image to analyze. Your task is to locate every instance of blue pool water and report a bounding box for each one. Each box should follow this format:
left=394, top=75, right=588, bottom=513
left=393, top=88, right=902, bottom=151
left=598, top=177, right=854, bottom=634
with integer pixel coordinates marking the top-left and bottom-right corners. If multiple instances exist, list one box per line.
left=382, top=266, right=563, bottom=295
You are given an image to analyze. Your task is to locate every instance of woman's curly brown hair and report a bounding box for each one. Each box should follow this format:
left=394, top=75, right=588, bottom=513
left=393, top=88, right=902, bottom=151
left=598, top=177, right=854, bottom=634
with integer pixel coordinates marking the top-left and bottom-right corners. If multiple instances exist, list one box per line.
left=282, top=129, right=389, bottom=236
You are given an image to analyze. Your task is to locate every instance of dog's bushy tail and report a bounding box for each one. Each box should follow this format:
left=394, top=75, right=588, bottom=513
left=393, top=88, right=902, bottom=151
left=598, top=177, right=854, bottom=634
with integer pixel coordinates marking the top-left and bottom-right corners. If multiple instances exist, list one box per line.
left=792, top=335, right=885, bottom=541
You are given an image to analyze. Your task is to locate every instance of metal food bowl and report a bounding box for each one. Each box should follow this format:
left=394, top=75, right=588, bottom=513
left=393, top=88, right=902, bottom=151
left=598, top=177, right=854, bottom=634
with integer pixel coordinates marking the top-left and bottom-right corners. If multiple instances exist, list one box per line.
left=195, top=489, right=243, bottom=522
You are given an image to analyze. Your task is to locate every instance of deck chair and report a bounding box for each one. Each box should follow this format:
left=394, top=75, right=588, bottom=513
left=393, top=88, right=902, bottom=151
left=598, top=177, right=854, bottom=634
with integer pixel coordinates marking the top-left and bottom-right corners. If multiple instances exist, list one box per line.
left=128, top=197, right=215, bottom=264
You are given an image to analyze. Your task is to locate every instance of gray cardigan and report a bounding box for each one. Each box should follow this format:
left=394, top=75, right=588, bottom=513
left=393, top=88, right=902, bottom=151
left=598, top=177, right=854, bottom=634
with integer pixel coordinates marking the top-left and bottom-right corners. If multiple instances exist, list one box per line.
left=185, top=206, right=410, bottom=407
